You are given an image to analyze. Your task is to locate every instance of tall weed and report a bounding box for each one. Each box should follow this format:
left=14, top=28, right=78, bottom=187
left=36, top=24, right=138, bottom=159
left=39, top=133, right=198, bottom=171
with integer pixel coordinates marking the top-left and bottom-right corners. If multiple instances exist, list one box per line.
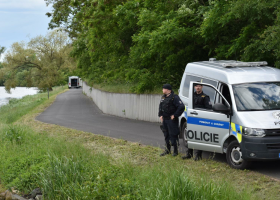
left=38, top=154, right=142, bottom=200
left=2, top=125, right=26, bottom=145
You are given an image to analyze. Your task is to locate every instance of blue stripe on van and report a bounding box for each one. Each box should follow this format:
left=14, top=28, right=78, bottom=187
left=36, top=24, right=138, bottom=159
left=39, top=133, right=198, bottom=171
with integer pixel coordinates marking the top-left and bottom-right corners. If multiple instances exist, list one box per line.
left=188, top=117, right=229, bottom=129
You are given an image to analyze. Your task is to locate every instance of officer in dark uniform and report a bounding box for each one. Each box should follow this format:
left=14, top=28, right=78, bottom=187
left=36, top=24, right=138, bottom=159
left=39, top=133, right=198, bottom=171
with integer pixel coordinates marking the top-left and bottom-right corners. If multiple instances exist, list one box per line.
left=182, top=82, right=212, bottom=160
left=159, top=84, right=185, bottom=157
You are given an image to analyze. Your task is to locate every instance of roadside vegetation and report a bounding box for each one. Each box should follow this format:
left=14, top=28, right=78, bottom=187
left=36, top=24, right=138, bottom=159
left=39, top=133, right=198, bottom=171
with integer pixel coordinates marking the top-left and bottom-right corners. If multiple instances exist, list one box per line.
left=89, top=82, right=173, bottom=94
left=45, top=0, right=280, bottom=94
left=0, top=87, right=280, bottom=199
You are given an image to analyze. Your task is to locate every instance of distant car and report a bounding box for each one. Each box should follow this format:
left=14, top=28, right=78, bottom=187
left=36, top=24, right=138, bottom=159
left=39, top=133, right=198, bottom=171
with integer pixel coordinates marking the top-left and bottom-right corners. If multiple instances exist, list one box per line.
left=68, top=76, right=80, bottom=89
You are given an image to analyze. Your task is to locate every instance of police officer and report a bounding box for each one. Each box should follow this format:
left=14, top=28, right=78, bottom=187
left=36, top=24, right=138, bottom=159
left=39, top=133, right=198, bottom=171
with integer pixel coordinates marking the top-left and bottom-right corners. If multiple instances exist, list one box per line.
left=193, top=83, right=212, bottom=110
left=159, top=84, right=185, bottom=157
left=182, top=83, right=212, bottom=160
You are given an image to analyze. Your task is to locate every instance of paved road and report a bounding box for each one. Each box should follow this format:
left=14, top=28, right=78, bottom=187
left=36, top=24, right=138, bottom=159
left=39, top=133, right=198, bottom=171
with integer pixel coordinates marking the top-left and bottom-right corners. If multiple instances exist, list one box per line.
left=37, top=89, right=280, bottom=180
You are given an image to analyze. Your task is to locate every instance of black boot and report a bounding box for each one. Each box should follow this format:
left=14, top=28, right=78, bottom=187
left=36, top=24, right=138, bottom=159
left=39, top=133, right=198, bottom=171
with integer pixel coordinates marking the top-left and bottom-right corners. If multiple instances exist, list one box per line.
left=172, top=145, right=178, bottom=157
left=194, top=150, right=202, bottom=161
left=160, top=145, right=171, bottom=156
left=182, top=149, right=192, bottom=160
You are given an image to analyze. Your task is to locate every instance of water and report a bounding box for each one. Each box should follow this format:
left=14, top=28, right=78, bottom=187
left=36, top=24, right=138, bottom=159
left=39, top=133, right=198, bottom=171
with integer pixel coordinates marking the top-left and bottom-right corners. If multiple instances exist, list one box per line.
left=0, top=87, right=38, bottom=107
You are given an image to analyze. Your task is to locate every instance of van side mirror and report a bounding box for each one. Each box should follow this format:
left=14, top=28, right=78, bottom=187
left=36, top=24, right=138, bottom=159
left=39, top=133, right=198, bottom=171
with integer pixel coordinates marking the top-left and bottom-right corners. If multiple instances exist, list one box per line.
left=213, top=103, right=230, bottom=114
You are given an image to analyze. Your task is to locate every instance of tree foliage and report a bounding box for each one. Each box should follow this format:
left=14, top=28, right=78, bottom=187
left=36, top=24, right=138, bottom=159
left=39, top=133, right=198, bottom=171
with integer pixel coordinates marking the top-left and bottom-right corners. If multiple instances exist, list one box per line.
left=0, top=46, right=5, bottom=86
left=0, top=31, right=76, bottom=92
left=201, top=0, right=280, bottom=66
left=0, top=46, right=5, bottom=56
left=45, top=0, right=280, bottom=93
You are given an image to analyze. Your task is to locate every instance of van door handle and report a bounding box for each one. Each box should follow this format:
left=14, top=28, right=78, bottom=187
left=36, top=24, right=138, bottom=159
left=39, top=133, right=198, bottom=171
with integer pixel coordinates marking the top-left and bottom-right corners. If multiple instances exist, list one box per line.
left=190, top=111, right=198, bottom=115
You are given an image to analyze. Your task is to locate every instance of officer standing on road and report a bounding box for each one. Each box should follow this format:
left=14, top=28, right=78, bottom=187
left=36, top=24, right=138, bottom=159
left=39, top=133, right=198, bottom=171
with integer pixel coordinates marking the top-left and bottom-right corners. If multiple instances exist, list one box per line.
left=182, top=83, right=212, bottom=160
left=159, top=84, right=185, bottom=157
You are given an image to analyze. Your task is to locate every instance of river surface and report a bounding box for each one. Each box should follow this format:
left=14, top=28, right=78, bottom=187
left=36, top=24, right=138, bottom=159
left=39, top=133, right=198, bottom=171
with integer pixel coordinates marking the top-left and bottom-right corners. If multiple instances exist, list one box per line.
left=0, top=86, right=38, bottom=107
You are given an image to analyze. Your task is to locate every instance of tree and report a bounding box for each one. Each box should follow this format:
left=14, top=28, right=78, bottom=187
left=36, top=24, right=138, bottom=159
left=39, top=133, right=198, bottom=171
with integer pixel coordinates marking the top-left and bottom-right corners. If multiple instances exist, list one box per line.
left=44, top=0, right=84, bottom=38
left=0, top=46, right=5, bottom=56
left=201, top=0, right=280, bottom=65
left=0, top=46, right=5, bottom=86
left=46, top=0, right=211, bottom=93
left=0, top=30, right=76, bottom=92
left=46, top=0, right=280, bottom=93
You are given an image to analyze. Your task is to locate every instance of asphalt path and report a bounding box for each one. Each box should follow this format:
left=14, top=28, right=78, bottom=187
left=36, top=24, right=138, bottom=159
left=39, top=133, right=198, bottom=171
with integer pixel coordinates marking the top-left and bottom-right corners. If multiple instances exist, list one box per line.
left=37, top=88, right=280, bottom=180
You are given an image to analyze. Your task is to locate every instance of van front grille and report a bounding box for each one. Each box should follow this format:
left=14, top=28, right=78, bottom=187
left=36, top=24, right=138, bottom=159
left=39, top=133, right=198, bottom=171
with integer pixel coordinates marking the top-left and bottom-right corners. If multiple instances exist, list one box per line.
left=265, top=129, right=280, bottom=136
left=267, top=143, right=280, bottom=150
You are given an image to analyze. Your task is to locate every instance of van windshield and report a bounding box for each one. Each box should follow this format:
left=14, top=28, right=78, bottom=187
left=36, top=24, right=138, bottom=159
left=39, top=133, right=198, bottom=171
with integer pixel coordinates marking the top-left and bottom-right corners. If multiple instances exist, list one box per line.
left=233, top=82, right=280, bottom=111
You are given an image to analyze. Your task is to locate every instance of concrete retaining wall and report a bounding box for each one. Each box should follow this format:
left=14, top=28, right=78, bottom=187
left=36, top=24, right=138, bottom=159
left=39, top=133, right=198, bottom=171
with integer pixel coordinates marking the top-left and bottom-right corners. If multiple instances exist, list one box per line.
left=82, top=82, right=161, bottom=122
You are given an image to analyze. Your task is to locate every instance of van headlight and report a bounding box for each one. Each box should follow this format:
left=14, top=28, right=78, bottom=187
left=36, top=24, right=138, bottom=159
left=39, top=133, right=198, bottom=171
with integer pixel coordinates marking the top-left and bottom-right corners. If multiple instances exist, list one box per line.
left=242, top=127, right=266, bottom=137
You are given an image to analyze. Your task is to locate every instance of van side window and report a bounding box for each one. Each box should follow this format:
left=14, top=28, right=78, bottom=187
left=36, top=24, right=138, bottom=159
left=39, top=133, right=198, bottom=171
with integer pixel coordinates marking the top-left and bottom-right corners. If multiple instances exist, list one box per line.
left=219, top=84, right=232, bottom=106
left=182, top=75, right=199, bottom=97
left=193, top=84, right=215, bottom=110
left=182, top=75, right=217, bottom=99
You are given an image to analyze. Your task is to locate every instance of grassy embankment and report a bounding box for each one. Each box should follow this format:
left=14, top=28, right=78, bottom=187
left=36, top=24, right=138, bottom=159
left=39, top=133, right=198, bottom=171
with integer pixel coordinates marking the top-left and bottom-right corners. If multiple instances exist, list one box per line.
left=0, top=86, right=280, bottom=199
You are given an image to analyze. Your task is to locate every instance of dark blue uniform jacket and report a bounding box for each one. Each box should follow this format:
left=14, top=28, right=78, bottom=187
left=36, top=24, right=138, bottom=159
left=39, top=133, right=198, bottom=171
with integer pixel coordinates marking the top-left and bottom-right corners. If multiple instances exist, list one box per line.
left=158, top=91, right=185, bottom=118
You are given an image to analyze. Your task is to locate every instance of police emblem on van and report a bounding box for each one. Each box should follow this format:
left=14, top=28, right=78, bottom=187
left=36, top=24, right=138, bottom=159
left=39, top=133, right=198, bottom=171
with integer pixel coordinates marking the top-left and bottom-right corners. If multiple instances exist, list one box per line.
left=273, top=111, right=280, bottom=120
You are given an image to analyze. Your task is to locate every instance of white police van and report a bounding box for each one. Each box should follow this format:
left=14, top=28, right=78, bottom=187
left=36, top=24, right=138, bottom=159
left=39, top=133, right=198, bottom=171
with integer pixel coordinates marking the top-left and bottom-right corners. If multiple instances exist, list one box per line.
left=178, top=58, right=280, bottom=169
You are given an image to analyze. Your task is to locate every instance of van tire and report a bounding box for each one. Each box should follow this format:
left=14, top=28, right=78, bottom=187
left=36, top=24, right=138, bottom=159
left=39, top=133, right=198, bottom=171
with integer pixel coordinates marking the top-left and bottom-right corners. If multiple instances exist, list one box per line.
left=226, top=140, right=251, bottom=170
left=182, top=122, right=188, bottom=147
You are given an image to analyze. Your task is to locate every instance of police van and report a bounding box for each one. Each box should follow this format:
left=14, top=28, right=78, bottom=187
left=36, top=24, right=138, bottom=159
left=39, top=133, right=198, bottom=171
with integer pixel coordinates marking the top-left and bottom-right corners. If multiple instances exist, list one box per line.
left=178, top=58, right=280, bottom=169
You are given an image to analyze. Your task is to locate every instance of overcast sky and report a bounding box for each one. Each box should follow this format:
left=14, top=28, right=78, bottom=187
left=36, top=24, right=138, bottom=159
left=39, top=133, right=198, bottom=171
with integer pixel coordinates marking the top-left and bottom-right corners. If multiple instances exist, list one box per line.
left=0, top=0, right=52, bottom=60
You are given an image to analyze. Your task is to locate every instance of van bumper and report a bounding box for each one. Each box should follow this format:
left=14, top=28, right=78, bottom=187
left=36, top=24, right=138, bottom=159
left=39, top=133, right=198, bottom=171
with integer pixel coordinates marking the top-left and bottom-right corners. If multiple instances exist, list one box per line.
left=241, top=135, right=280, bottom=160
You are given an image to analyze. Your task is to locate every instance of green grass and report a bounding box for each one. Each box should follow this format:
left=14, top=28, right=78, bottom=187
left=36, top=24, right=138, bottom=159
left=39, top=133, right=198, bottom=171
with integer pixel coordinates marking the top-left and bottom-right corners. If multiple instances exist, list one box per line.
left=0, top=124, right=251, bottom=200
left=0, top=85, right=279, bottom=199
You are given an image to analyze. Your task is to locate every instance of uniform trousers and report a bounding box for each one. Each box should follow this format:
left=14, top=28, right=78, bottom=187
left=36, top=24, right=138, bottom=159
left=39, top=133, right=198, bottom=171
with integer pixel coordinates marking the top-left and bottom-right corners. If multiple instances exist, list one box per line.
left=162, top=119, right=180, bottom=148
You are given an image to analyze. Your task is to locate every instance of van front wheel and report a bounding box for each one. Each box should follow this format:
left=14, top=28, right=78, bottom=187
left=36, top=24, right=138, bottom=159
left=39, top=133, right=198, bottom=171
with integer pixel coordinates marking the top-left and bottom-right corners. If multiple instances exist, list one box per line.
left=226, top=140, right=251, bottom=170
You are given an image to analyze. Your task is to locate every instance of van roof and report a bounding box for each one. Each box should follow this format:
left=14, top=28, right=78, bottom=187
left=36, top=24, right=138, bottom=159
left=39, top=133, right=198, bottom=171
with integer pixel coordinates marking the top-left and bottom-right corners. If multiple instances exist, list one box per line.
left=185, top=60, right=280, bottom=84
